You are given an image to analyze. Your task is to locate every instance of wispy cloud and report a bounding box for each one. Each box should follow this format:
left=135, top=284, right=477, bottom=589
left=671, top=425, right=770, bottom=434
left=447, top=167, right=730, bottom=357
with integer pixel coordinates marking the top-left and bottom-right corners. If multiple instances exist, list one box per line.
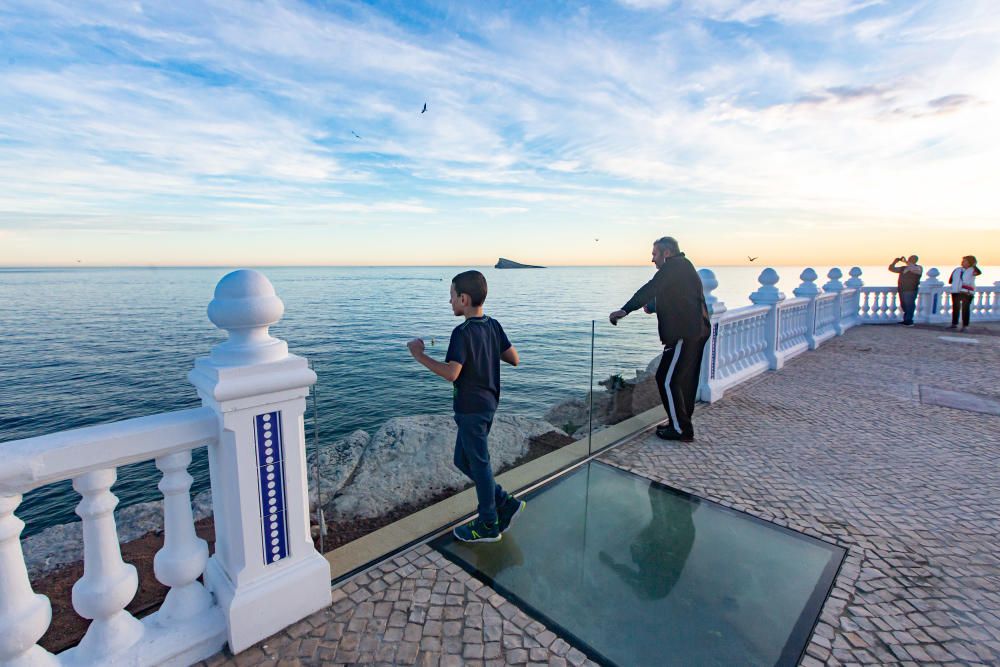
left=0, top=0, right=998, bottom=265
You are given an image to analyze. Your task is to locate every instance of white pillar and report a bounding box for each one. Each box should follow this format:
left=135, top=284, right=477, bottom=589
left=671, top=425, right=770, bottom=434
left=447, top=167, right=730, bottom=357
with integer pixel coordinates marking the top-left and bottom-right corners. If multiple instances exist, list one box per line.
left=749, top=268, right=785, bottom=370
left=697, top=269, right=726, bottom=403
left=154, top=450, right=213, bottom=623
left=71, top=469, right=144, bottom=662
left=0, top=495, right=57, bottom=667
left=793, top=268, right=821, bottom=350
left=823, top=268, right=846, bottom=334
left=918, top=268, right=944, bottom=323
left=188, top=269, right=331, bottom=654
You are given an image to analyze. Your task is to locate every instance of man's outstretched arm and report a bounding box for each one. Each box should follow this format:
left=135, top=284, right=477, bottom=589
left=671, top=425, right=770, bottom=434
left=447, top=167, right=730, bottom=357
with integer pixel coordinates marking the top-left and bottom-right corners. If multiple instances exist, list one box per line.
left=610, top=276, right=659, bottom=325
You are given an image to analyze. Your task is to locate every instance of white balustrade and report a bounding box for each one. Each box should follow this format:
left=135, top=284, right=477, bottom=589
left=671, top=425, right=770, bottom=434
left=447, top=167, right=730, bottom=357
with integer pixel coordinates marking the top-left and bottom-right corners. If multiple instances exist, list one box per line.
left=0, top=495, right=57, bottom=667
left=71, top=469, right=144, bottom=661
left=0, top=269, right=329, bottom=666
left=792, top=268, right=821, bottom=350
left=855, top=267, right=1000, bottom=324
left=749, top=268, right=786, bottom=370
left=154, top=450, right=212, bottom=624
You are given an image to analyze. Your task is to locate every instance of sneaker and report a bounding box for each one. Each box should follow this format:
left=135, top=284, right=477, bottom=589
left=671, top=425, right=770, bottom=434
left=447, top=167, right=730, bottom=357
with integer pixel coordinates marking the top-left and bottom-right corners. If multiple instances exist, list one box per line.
left=948, top=324, right=958, bottom=329
left=655, top=422, right=673, bottom=435
left=453, top=517, right=501, bottom=543
left=656, top=429, right=693, bottom=442
left=497, top=496, right=526, bottom=533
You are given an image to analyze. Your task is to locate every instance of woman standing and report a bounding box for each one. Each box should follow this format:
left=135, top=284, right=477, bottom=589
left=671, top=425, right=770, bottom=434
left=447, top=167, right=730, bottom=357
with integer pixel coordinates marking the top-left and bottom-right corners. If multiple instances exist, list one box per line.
left=948, top=255, right=981, bottom=331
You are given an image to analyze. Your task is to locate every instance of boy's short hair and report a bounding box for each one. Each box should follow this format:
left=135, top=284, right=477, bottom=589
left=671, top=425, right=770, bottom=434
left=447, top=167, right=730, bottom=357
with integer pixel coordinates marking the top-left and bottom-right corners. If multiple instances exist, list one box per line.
left=452, top=270, right=488, bottom=306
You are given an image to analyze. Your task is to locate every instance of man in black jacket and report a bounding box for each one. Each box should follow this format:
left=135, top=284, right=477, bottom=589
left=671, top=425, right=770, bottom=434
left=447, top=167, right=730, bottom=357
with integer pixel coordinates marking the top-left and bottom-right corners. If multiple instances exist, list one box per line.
left=609, top=237, right=710, bottom=441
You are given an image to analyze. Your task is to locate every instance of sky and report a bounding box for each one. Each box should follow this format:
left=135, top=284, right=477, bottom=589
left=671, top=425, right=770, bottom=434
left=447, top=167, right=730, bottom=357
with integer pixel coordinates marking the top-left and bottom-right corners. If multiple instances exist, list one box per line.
left=0, top=0, right=998, bottom=267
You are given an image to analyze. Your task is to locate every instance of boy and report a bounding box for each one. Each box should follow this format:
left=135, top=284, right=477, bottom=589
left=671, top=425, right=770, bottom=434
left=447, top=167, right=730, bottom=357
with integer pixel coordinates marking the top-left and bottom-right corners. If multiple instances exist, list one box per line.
left=407, top=270, right=524, bottom=543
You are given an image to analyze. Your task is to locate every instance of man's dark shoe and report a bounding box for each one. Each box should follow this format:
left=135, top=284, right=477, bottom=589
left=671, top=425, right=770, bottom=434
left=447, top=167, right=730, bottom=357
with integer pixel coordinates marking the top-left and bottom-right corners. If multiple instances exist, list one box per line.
left=656, top=429, right=693, bottom=442
left=497, top=496, right=526, bottom=533
left=655, top=422, right=674, bottom=436
left=454, top=517, right=501, bottom=543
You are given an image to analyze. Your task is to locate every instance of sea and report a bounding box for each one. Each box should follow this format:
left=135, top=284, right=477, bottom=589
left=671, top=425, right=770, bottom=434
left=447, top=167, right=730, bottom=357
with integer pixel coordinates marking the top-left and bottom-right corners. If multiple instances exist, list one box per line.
left=2, top=264, right=996, bottom=537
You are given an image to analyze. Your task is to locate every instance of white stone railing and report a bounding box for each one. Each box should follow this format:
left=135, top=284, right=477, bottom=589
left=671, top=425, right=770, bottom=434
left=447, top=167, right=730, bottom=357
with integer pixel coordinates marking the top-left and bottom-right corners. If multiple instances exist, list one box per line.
left=698, top=265, right=998, bottom=402
left=856, top=269, right=1000, bottom=324
left=0, top=270, right=331, bottom=667
left=699, top=266, right=862, bottom=402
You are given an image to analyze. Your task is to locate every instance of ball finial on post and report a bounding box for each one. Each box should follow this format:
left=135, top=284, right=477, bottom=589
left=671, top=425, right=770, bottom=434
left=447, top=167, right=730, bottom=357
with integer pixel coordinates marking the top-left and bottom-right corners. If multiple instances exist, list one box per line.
left=793, top=268, right=821, bottom=297
left=207, top=270, right=288, bottom=366
left=845, top=267, right=864, bottom=288
left=922, top=267, right=943, bottom=288
left=823, top=267, right=844, bottom=292
left=749, top=268, right=785, bottom=304
left=698, top=268, right=726, bottom=314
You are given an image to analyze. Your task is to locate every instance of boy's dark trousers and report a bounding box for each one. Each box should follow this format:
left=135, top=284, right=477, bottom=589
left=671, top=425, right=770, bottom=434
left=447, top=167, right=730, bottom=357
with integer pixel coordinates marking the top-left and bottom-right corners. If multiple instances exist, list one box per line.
left=453, top=411, right=507, bottom=525
left=655, top=336, right=708, bottom=436
left=899, top=290, right=917, bottom=325
left=951, top=293, right=972, bottom=327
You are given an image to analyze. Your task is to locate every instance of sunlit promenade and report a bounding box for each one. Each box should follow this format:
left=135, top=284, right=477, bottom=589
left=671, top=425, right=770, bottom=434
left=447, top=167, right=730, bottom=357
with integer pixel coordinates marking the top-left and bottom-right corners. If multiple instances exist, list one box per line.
left=192, top=321, right=1000, bottom=666
left=2, top=268, right=998, bottom=666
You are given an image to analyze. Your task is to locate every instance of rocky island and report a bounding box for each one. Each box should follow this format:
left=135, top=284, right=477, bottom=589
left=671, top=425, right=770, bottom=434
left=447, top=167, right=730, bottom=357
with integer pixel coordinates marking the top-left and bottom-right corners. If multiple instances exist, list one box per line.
left=495, top=257, right=545, bottom=269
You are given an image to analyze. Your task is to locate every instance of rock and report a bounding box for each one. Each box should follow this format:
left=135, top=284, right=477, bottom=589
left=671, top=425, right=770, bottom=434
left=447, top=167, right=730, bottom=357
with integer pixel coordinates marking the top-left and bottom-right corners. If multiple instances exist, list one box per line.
left=494, top=258, right=545, bottom=269
left=307, top=429, right=371, bottom=510
left=332, top=414, right=563, bottom=519
left=544, top=393, right=611, bottom=436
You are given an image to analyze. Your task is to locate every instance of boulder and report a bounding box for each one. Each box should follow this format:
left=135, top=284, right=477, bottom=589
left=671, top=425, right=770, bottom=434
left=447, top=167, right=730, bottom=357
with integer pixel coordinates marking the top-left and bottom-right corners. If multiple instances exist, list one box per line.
left=307, top=429, right=371, bottom=510
left=332, top=414, right=563, bottom=519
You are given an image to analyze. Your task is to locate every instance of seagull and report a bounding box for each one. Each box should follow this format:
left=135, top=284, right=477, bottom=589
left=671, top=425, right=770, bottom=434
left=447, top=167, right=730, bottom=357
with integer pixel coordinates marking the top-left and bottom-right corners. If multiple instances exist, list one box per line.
left=748, top=256, right=758, bottom=262
left=351, top=131, right=361, bottom=139
left=421, top=103, right=427, bottom=114
left=594, top=238, right=599, bottom=242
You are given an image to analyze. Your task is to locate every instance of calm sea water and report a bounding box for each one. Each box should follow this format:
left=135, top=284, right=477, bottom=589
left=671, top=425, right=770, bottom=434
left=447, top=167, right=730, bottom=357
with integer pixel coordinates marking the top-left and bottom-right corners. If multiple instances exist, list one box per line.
left=2, top=263, right=995, bottom=537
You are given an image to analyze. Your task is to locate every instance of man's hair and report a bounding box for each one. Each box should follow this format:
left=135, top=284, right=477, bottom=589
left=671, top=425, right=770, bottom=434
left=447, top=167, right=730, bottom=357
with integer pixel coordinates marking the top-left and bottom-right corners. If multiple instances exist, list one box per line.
left=908, top=255, right=919, bottom=263
left=654, top=236, right=680, bottom=255
left=452, top=270, right=488, bottom=306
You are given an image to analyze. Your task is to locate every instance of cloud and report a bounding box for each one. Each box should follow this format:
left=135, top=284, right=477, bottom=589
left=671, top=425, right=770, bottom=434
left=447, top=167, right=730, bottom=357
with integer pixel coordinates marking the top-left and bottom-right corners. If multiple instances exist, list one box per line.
left=927, top=94, right=977, bottom=112
left=618, top=0, right=883, bottom=24
left=1, top=0, right=999, bottom=263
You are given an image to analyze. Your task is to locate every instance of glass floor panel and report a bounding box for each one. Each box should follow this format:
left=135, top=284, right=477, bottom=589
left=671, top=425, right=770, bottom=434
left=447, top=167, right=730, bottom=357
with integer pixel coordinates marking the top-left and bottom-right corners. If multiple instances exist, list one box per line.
left=432, top=461, right=844, bottom=667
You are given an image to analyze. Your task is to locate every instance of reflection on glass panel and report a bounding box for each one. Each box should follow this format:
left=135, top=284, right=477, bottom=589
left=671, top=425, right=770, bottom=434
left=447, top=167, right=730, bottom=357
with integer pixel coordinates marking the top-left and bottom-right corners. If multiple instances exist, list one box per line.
left=435, top=462, right=844, bottom=667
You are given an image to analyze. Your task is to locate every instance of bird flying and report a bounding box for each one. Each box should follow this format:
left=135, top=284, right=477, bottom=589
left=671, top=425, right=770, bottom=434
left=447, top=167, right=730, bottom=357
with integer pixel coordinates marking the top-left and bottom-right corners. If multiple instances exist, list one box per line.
left=748, top=256, right=758, bottom=262
left=352, top=131, right=361, bottom=139
left=421, top=103, right=427, bottom=113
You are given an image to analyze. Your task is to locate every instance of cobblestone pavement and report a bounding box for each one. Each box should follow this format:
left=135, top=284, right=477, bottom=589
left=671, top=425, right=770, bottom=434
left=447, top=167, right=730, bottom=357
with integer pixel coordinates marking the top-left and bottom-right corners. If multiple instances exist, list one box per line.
left=199, top=544, right=598, bottom=667
left=200, top=323, right=999, bottom=666
left=603, top=322, right=1000, bottom=666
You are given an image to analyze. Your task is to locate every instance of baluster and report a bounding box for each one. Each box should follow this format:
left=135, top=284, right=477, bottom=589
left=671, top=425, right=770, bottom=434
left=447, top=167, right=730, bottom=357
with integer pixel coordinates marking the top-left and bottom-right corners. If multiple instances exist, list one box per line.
left=71, top=469, right=143, bottom=660
left=154, top=450, right=212, bottom=624
left=719, top=323, right=731, bottom=376
left=0, top=495, right=58, bottom=667
left=861, top=291, right=872, bottom=321
left=739, top=318, right=750, bottom=368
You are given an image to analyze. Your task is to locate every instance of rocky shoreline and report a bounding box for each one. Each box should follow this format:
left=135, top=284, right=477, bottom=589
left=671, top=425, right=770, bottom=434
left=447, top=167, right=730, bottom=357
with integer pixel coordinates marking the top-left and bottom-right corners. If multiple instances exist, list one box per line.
left=23, top=353, right=661, bottom=579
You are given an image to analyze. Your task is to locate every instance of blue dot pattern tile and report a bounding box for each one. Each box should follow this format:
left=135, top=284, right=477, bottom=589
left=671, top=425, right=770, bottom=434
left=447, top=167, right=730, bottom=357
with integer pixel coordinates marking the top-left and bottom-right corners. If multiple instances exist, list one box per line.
left=255, top=411, right=289, bottom=565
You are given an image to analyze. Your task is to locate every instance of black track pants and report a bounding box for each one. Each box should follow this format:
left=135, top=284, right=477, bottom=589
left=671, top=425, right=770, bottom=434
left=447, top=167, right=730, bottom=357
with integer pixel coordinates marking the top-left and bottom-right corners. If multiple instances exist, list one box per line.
left=654, top=336, right=708, bottom=436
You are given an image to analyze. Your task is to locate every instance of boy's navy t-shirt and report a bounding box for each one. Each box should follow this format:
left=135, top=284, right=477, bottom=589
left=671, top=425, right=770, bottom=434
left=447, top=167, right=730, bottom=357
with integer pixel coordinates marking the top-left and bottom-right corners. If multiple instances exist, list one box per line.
left=445, top=316, right=511, bottom=414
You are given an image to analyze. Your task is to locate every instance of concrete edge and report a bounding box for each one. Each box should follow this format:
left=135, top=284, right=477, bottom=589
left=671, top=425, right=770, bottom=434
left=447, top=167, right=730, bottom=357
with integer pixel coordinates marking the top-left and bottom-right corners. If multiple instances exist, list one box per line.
left=323, top=405, right=667, bottom=581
